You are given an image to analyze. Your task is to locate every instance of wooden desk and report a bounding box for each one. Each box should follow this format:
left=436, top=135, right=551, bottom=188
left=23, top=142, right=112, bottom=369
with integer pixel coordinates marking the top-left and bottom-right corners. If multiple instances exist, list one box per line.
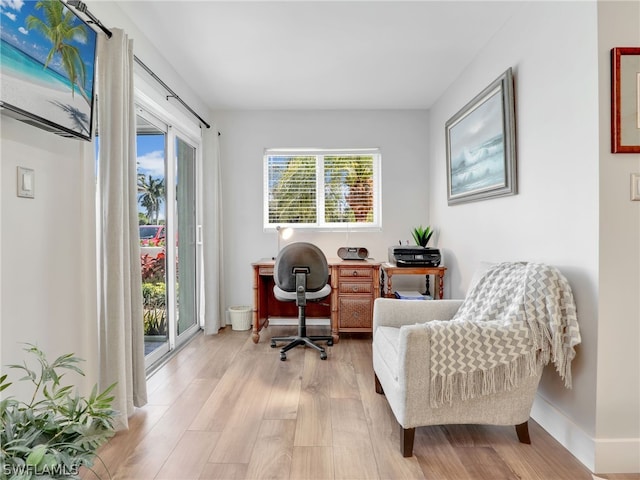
left=252, top=259, right=380, bottom=344
left=380, top=263, right=447, bottom=299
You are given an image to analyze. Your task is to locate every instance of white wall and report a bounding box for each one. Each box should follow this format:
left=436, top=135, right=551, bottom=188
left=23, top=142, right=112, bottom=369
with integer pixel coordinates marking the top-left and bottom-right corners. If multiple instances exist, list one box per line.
left=1, top=118, right=99, bottom=398
left=429, top=1, right=638, bottom=473
left=215, top=109, right=430, bottom=310
left=595, top=0, right=640, bottom=472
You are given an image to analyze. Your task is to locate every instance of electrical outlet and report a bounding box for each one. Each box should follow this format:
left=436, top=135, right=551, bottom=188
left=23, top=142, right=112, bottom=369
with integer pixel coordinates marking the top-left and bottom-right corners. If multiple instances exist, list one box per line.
left=632, top=173, right=640, bottom=201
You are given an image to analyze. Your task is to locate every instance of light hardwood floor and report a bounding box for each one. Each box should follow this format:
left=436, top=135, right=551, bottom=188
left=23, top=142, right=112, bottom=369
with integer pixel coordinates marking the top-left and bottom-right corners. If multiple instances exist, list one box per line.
left=83, top=327, right=637, bottom=480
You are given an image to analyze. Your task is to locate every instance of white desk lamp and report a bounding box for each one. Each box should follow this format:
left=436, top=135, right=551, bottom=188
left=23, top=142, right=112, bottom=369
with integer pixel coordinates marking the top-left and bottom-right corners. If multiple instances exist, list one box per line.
left=275, top=226, right=294, bottom=259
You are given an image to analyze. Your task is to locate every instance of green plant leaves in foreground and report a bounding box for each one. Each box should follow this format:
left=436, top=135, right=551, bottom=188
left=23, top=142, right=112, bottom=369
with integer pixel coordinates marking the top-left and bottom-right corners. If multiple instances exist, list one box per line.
left=1, top=344, right=116, bottom=479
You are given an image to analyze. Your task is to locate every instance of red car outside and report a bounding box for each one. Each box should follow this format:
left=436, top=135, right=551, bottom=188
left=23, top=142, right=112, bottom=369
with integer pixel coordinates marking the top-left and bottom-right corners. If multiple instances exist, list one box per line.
left=139, top=225, right=165, bottom=246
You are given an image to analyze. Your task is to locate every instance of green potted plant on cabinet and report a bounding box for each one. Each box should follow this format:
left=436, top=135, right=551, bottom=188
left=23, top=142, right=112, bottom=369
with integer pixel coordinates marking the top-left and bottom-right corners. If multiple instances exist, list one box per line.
left=0, top=344, right=116, bottom=479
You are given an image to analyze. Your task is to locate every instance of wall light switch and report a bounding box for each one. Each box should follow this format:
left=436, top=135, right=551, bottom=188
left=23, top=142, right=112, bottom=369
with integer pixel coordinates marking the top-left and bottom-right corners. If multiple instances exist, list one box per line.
left=632, top=173, right=640, bottom=201
left=17, top=166, right=34, bottom=199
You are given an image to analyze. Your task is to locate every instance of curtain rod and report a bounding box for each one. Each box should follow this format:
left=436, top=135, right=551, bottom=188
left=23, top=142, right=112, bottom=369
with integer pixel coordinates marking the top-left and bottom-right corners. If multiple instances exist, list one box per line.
left=66, top=0, right=212, bottom=130
left=133, top=56, right=212, bottom=130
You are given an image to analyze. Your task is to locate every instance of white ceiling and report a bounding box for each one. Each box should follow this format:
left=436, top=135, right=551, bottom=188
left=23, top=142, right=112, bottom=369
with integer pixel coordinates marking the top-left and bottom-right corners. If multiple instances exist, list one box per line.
left=114, top=1, right=521, bottom=111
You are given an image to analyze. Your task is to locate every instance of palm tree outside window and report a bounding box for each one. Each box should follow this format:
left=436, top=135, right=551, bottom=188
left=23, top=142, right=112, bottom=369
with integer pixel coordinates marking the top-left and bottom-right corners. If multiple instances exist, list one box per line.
left=138, top=174, right=165, bottom=225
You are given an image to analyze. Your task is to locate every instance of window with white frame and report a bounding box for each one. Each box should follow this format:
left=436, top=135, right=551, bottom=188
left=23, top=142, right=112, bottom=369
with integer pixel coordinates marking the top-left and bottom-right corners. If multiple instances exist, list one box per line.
left=264, top=148, right=381, bottom=230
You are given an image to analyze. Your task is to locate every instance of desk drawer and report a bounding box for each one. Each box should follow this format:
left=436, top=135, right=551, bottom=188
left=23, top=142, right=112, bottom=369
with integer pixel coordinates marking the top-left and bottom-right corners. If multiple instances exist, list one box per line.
left=339, top=267, right=372, bottom=279
left=258, top=267, right=274, bottom=276
left=339, top=282, right=372, bottom=294
left=339, top=297, right=372, bottom=329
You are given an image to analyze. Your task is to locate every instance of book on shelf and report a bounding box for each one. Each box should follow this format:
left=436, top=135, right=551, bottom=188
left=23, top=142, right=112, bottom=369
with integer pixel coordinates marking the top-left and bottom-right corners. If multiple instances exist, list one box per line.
left=394, top=290, right=432, bottom=300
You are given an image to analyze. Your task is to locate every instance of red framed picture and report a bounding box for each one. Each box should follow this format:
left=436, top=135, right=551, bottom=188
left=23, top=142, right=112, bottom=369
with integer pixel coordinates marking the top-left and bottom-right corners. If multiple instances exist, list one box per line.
left=611, top=47, right=640, bottom=153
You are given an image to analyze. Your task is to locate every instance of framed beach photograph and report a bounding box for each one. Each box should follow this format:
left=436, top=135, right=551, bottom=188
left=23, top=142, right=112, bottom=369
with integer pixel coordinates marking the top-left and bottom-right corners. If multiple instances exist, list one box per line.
left=611, top=47, right=640, bottom=153
left=446, top=68, right=517, bottom=205
left=0, top=0, right=98, bottom=141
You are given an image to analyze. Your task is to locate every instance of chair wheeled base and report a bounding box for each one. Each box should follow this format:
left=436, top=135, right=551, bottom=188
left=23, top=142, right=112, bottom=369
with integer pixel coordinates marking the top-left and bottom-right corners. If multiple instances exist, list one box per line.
left=270, top=305, right=333, bottom=360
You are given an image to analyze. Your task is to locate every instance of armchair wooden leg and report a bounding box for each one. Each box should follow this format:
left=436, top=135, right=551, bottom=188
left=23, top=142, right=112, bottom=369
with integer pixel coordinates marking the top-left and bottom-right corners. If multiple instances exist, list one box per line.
left=515, top=421, right=531, bottom=444
left=400, top=426, right=415, bottom=457
left=374, top=373, right=384, bottom=395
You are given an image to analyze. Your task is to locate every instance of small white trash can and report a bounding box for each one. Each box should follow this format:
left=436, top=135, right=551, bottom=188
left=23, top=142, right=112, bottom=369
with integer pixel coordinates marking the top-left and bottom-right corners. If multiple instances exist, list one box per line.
left=229, top=306, right=252, bottom=331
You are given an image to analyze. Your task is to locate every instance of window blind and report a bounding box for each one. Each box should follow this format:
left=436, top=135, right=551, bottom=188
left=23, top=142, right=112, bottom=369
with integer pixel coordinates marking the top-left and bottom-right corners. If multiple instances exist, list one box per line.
left=267, top=156, right=317, bottom=224
left=264, top=148, right=381, bottom=230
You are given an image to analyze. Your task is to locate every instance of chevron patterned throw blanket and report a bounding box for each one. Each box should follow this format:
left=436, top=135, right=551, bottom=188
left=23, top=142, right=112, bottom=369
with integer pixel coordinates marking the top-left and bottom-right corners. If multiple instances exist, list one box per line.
left=425, top=262, right=581, bottom=407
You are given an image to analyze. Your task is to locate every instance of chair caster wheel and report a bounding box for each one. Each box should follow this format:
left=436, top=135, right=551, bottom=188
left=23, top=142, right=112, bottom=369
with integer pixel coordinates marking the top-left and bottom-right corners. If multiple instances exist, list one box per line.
left=320, top=352, right=327, bottom=360
left=271, top=341, right=277, bottom=348
left=280, top=353, right=286, bottom=361
left=327, top=339, right=333, bottom=346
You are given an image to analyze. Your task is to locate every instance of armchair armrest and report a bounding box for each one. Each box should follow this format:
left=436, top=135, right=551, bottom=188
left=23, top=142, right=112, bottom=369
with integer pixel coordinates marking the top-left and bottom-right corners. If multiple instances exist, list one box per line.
left=373, top=298, right=463, bottom=332
left=372, top=298, right=464, bottom=426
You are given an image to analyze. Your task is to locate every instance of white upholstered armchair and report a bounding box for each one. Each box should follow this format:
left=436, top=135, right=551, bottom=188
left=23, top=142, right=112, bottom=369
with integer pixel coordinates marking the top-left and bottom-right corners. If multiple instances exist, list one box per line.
left=372, top=262, right=580, bottom=457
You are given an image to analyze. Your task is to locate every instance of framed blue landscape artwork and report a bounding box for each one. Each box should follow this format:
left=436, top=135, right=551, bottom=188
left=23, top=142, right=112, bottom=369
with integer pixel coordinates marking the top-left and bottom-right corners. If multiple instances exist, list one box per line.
left=446, top=68, right=517, bottom=205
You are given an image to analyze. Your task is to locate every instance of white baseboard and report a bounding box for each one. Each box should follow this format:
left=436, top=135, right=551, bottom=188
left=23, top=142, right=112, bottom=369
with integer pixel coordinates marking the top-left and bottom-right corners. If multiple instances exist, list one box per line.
left=593, top=437, right=640, bottom=474
left=531, top=394, right=640, bottom=474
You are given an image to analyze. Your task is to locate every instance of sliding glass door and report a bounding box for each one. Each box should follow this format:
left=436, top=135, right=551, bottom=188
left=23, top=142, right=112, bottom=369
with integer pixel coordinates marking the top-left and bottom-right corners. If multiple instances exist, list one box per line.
left=136, top=107, right=200, bottom=368
left=137, top=112, right=169, bottom=365
left=174, top=135, right=198, bottom=339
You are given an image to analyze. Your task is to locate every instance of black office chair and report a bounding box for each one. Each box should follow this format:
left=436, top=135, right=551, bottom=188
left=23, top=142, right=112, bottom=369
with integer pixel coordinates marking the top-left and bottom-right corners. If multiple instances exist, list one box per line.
left=271, top=242, right=333, bottom=361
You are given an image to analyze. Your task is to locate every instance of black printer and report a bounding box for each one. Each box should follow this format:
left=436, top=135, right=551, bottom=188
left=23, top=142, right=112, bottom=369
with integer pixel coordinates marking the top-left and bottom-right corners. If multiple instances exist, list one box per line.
left=388, top=246, right=441, bottom=267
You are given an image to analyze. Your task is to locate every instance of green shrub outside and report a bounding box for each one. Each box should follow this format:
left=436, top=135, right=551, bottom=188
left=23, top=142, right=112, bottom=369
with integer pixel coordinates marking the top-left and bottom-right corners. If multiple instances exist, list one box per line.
left=142, top=282, right=167, bottom=336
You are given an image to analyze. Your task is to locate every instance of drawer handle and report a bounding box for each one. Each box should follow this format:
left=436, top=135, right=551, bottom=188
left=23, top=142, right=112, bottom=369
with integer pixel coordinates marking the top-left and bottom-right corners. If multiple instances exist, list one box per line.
left=352, top=270, right=358, bottom=276
left=352, top=286, right=358, bottom=292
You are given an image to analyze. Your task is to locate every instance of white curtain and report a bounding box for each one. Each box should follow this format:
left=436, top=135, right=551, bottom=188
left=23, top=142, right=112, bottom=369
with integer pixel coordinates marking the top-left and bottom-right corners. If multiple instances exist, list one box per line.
left=96, top=29, right=147, bottom=430
left=202, top=127, right=226, bottom=334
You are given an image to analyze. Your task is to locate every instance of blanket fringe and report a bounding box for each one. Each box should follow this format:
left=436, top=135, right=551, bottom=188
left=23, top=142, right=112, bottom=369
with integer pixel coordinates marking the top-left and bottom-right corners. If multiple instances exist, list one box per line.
left=430, top=351, right=540, bottom=408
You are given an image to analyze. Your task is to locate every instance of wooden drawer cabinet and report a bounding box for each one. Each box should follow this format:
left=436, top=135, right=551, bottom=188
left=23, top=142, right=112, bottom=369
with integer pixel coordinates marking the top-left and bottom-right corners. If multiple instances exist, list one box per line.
left=332, top=261, right=380, bottom=336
